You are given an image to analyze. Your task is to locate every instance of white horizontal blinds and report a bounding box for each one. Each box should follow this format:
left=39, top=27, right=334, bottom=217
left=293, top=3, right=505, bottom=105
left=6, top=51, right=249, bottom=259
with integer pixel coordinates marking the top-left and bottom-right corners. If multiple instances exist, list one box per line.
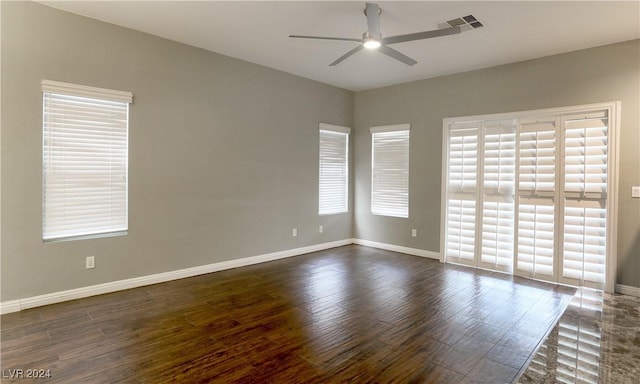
left=518, top=117, right=556, bottom=194
left=371, top=125, right=410, bottom=218
left=517, top=199, right=555, bottom=277
left=42, top=80, right=132, bottom=241
left=564, top=112, right=608, bottom=197
left=318, top=124, right=350, bottom=215
left=480, top=120, right=516, bottom=271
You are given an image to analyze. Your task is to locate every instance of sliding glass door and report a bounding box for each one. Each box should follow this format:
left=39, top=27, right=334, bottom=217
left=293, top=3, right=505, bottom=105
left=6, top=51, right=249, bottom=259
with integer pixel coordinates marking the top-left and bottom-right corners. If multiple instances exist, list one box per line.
left=441, top=103, right=619, bottom=291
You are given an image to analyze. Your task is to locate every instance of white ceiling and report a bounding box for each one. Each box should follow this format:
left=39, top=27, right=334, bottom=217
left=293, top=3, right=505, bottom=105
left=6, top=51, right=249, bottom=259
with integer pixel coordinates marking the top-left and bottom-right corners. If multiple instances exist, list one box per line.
left=41, top=1, right=640, bottom=91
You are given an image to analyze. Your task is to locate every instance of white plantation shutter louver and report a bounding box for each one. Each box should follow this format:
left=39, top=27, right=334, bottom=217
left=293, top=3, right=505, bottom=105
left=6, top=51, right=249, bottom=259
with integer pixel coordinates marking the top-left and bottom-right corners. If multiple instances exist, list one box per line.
left=517, top=201, right=555, bottom=276
left=518, top=118, right=556, bottom=194
left=447, top=199, right=476, bottom=262
left=564, top=113, right=608, bottom=197
left=480, top=120, right=516, bottom=270
left=516, top=117, right=557, bottom=279
left=319, top=124, right=350, bottom=215
left=562, top=111, right=609, bottom=285
left=446, top=123, right=478, bottom=264
left=563, top=203, right=606, bottom=283
left=371, top=124, right=410, bottom=218
left=42, top=80, right=132, bottom=241
left=448, top=124, right=478, bottom=193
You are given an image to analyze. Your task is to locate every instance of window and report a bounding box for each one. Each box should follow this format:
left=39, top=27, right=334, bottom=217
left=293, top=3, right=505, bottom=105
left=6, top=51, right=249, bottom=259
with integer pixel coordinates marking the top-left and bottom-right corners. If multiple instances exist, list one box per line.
left=371, top=124, right=410, bottom=218
left=319, top=123, right=350, bottom=215
left=442, top=103, right=619, bottom=291
left=42, top=80, right=132, bottom=241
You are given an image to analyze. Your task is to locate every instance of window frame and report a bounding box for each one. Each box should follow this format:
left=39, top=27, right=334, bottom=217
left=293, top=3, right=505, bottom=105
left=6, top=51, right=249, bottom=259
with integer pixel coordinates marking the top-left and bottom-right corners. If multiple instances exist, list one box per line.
left=370, top=124, right=411, bottom=218
left=318, top=123, right=350, bottom=215
left=42, top=80, right=133, bottom=242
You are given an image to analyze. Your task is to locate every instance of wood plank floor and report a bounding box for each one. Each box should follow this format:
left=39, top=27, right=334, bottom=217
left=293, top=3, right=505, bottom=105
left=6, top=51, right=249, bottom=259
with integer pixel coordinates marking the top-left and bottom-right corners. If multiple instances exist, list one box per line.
left=1, top=245, right=576, bottom=383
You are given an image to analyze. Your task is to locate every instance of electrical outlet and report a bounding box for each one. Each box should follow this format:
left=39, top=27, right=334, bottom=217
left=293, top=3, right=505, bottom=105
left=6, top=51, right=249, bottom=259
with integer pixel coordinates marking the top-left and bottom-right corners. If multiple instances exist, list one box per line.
left=319, top=225, right=324, bottom=233
left=292, top=228, right=297, bottom=237
left=86, top=256, right=95, bottom=269
left=412, top=229, right=417, bottom=237
left=632, top=186, right=640, bottom=198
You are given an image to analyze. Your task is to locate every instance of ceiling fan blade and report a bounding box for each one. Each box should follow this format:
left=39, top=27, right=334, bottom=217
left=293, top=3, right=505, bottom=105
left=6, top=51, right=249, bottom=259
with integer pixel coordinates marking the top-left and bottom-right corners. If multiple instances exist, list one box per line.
left=329, top=45, right=364, bottom=66
left=382, top=26, right=461, bottom=45
left=378, top=45, right=417, bottom=66
left=289, top=35, right=362, bottom=42
left=365, top=3, right=381, bottom=37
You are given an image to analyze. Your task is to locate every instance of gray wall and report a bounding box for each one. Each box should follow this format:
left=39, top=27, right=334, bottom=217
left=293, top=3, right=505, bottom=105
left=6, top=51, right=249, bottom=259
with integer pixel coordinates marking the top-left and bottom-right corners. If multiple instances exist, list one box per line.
left=2, top=2, right=638, bottom=302
left=1, top=2, right=353, bottom=301
left=354, top=39, right=640, bottom=289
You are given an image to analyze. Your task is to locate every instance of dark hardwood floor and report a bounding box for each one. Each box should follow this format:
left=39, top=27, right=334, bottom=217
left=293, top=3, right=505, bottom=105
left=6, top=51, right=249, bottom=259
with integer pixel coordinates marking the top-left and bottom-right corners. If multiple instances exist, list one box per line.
left=1, top=245, right=576, bottom=383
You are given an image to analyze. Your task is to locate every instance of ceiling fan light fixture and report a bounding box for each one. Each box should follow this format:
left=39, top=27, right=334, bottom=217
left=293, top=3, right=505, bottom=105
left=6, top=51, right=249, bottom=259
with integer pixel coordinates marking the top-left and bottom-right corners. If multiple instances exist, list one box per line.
left=289, top=2, right=480, bottom=66
left=363, top=38, right=381, bottom=49
left=362, top=31, right=381, bottom=49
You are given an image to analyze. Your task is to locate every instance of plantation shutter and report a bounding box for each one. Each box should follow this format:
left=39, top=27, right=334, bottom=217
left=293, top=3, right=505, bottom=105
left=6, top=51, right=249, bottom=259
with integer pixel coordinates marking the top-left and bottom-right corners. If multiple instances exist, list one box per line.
left=442, top=103, right=616, bottom=291
left=564, top=112, right=608, bottom=197
left=319, top=124, right=350, bottom=215
left=518, top=117, right=556, bottom=194
left=446, top=123, right=478, bottom=264
left=480, top=120, right=516, bottom=270
left=517, top=200, right=555, bottom=276
left=447, top=199, right=477, bottom=262
left=563, top=203, right=606, bottom=283
left=516, top=116, right=557, bottom=279
left=42, top=80, right=132, bottom=241
left=561, top=111, right=608, bottom=285
left=371, top=124, right=410, bottom=218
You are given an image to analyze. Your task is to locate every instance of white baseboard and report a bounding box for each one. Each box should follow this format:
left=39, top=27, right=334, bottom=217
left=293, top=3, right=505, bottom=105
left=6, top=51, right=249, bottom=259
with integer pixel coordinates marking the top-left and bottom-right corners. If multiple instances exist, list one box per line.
left=10, top=238, right=632, bottom=314
left=616, top=284, right=640, bottom=297
left=352, top=238, right=440, bottom=260
left=0, top=239, right=352, bottom=315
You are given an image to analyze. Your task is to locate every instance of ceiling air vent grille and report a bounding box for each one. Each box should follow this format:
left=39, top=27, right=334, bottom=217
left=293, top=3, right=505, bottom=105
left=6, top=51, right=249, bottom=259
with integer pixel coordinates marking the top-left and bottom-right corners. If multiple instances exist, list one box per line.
left=446, top=15, right=484, bottom=31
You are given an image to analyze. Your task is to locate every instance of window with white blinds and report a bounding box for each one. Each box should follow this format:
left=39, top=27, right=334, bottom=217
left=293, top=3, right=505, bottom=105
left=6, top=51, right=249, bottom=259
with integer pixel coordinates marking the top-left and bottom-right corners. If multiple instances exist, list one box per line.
left=371, top=124, right=410, bottom=218
left=319, top=123, right=350, bottom=215
left=442, top=103, right=618, bottom=291
left=42, top=80, right=132, bottom=241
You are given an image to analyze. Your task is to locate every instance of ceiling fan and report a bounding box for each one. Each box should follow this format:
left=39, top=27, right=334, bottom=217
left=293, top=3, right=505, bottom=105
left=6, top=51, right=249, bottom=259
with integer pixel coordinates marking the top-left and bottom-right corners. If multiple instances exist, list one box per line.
left=289, top=2, right=483, bottom=66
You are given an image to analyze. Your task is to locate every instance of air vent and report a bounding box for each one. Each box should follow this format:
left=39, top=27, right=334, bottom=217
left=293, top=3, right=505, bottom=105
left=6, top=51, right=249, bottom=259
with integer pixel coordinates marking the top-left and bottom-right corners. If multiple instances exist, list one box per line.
left=463, top=15, right=477, bottom=23
left=446, top=14, right=484, bottom=30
